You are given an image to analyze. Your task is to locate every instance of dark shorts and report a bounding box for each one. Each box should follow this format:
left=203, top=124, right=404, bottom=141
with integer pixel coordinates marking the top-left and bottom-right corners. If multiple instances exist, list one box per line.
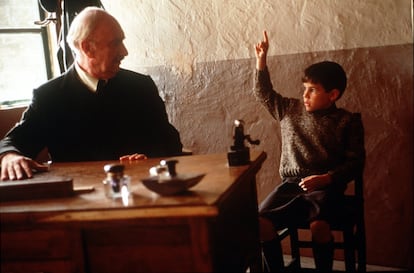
left=259, top=177, right=344, bottom=229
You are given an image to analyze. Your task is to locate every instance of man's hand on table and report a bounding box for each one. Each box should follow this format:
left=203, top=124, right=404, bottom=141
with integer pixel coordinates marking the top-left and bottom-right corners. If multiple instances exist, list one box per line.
left=1, top=152, right=49, bottom=181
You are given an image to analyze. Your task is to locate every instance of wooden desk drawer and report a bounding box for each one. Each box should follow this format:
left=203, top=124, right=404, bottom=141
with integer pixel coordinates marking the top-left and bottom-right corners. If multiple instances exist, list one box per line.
left=1, top=229, right=72, bottom=260
left=83, top=220, right=211, bottom=273
left=1, top=229, right=84, bottom=273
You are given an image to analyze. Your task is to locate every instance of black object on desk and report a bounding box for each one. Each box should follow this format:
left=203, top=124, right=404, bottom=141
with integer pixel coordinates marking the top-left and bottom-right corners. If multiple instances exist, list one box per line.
left=227, top=120, right=260, bottom=166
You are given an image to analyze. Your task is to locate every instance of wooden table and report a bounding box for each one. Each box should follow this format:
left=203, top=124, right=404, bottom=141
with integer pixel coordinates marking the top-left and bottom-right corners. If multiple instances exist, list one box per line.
left=0, top=151, right=267, bottom=273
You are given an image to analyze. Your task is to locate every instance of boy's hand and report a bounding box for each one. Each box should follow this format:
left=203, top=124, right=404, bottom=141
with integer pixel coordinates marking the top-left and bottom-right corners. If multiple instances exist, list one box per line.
left=299, top=174, right=332, bottom=192
left=255, top=30, right=269, bottom=70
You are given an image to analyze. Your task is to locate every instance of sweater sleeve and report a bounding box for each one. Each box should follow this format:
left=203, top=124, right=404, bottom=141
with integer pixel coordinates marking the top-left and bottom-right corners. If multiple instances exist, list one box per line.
left=328, top=112, right=366, bottom=188
left=253, top=67, right=295, bottom=121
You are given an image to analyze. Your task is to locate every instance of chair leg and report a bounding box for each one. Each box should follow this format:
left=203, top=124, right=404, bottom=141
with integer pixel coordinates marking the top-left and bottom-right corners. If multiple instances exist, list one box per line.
left=343, top=228, right=357, bottom=272
left=288, top=228, right=301, bottom=270
left=356, top=225, right=367, bottom=272
left=261, top=238, right=285, bottom=272
left=357, top=240, right=367, bottom=273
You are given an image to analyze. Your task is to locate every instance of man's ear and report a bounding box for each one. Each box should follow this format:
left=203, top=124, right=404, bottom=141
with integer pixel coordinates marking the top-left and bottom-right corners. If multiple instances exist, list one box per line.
left=329, top=89, right=340, bottom=102
left=80, top=39, right=95, bottom=58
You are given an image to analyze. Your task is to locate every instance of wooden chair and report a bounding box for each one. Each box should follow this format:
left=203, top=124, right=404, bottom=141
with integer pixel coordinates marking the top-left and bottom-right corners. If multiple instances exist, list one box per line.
left=277, top=171, right=366, bottom=272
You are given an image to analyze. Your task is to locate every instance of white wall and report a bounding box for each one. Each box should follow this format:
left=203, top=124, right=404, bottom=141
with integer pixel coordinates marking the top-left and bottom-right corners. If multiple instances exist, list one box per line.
left=103, top=0, right=412, bottom=68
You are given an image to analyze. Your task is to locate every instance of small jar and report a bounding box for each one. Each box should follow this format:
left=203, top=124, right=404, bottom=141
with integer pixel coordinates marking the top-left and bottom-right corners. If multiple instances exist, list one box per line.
left=102, top=164, right=130, bottom=199
left=148, top=159, right=178, bottom=182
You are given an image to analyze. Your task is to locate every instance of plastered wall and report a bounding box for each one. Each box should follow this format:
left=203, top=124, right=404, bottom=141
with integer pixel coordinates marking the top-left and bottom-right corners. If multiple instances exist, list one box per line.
left=100, top=0, right=413, bottom=269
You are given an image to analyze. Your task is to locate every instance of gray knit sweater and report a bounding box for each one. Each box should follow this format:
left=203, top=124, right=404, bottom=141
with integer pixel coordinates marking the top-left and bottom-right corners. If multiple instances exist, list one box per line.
left=253, top=67, right=365, bottom=192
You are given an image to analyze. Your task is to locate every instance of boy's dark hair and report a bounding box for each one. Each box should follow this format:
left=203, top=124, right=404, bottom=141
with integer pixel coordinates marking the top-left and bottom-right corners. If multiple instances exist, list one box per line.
left=302, top=61, right=347, bottom=99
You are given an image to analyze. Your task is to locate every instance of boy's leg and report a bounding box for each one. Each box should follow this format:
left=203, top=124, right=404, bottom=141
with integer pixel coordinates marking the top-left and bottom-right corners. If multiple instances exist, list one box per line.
left=258, top=178, right=306, bottom=272
left=310, top=220, right=334, bottom=272
left=261, top=237, right=285, bottom=272
left=312, top=239, right=334, bottom=272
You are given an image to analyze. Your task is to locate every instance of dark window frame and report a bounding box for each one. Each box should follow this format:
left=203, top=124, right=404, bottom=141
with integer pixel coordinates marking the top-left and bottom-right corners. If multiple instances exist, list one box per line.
left=0, top=1, right=53, bottom=108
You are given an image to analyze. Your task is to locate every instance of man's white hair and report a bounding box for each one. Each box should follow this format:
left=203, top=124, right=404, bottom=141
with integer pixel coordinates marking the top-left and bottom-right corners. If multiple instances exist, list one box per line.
left=66, top=7, right=109, bottom=55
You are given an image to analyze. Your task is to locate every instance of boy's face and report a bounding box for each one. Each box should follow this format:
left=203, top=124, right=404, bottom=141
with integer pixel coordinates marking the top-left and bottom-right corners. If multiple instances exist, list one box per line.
left=302, top=82, right=339, bottom=112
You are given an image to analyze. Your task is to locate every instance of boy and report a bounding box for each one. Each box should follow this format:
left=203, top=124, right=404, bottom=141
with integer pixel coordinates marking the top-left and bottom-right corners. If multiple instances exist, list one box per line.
left=253, top=31, right=365, bottom=271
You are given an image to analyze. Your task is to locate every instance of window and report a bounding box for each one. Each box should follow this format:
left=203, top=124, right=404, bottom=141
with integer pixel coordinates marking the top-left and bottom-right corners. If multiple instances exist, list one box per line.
left=0, top=0, right=53, bottom=108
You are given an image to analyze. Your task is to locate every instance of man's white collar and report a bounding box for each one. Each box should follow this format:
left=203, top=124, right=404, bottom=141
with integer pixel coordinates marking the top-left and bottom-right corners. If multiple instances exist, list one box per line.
left=74, top=62, right=99, bottom=92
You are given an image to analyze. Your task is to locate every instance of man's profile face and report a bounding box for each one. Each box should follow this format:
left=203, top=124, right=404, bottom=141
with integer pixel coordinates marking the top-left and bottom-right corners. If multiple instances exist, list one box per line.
left=88, top=17, right=128, bottom=79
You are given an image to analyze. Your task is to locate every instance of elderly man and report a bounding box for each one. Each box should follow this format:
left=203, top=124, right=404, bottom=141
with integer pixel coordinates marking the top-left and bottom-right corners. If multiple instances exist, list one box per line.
left=0, top=7, right=183, bottom=181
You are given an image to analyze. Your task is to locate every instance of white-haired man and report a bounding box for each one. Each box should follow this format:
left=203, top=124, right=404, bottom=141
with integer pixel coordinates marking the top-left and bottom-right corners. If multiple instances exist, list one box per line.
left=0, top=7, right=183, bottom=181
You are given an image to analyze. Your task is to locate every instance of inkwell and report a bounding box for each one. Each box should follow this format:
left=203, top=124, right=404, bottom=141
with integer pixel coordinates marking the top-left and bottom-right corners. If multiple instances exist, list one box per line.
left=102, top=163, right=130, bottom=199
left=227, top=119, right=260, bottom=166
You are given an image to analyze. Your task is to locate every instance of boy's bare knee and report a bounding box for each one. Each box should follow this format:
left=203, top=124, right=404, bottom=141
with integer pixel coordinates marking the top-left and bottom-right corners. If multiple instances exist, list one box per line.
left=310, top=220, right=332, bottom=243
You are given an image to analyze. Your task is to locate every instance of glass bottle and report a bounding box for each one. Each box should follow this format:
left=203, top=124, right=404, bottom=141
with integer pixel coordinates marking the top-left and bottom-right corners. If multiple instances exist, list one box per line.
left=102, top=164, right=130, bottom=199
